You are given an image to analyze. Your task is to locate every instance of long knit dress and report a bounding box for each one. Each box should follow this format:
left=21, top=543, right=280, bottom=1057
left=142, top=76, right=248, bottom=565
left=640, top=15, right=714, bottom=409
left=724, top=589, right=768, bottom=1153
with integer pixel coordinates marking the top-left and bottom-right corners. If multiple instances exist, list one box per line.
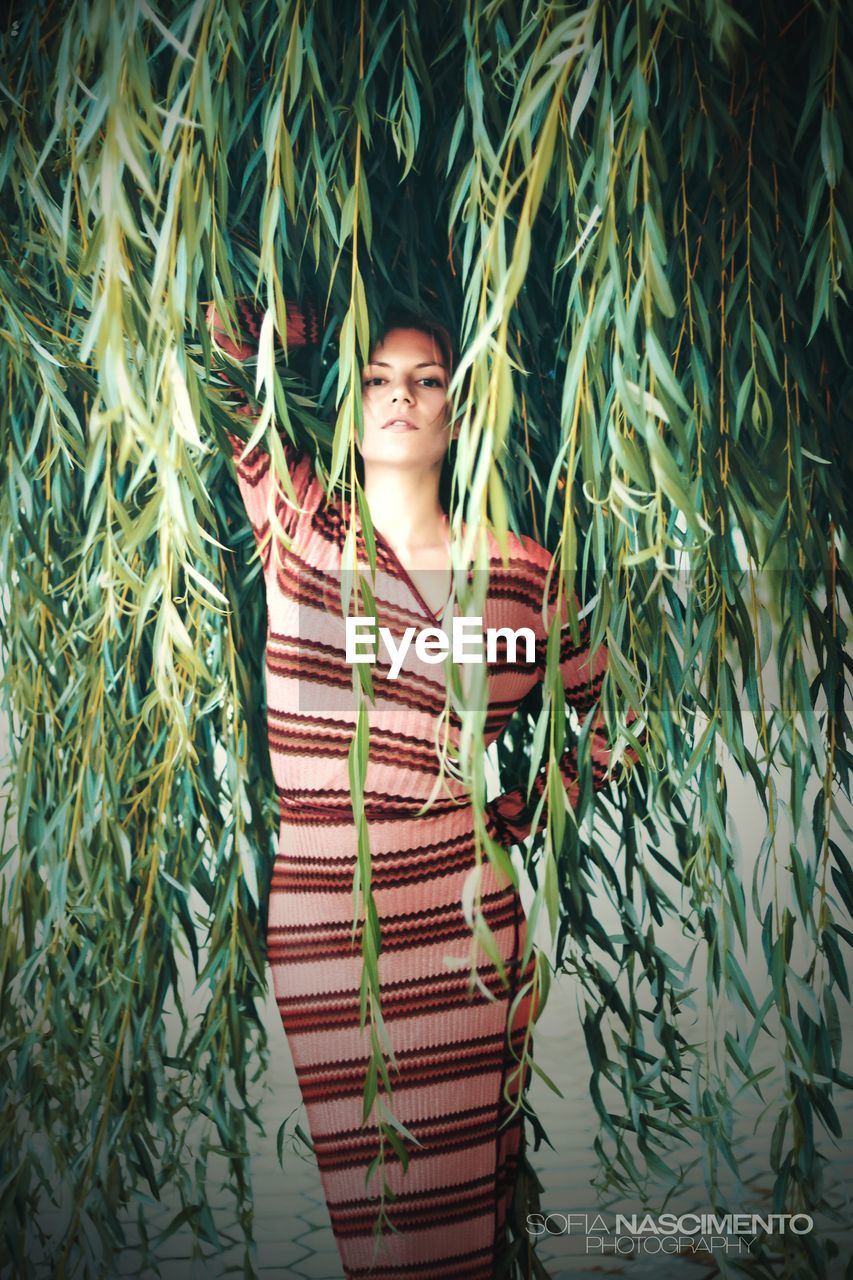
left=219, top=305, right=613, bottom=1280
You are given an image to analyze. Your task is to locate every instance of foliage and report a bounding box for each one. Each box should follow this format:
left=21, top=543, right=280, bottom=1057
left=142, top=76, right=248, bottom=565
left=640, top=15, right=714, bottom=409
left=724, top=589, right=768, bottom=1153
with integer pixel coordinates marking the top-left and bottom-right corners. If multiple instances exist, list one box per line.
left=0, top=0, right=851, bottom=1276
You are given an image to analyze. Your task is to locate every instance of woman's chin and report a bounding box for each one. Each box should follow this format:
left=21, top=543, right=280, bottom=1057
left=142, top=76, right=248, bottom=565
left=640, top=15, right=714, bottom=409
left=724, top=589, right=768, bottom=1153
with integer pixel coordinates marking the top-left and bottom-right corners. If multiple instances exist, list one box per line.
left=361, top=444, right=446, bottom=470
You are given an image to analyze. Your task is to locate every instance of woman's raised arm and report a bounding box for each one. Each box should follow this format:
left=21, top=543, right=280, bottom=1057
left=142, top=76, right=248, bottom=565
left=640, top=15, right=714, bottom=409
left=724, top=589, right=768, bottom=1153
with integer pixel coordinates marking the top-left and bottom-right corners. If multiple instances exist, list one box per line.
left=207, top=297, right=320, bottom=362
left=207, top=297, right=322, bottom=552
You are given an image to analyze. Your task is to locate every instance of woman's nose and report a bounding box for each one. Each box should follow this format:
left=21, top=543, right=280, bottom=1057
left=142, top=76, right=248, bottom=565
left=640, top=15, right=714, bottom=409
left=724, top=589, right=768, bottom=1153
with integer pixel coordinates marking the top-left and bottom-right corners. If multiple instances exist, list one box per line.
left=390, top=381, right=414, bottom=404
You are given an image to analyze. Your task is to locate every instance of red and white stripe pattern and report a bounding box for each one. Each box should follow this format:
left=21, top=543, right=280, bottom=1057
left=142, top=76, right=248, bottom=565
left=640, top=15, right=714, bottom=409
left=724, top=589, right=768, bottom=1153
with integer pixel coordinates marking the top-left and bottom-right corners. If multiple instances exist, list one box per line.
left=217, top=305, right=615, bottom=1278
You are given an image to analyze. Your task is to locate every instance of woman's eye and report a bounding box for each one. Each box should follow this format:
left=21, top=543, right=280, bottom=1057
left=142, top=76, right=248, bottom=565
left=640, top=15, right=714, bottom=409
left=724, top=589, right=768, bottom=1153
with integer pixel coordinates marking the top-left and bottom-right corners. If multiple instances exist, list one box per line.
left=361, top=375, right=444, bottom=389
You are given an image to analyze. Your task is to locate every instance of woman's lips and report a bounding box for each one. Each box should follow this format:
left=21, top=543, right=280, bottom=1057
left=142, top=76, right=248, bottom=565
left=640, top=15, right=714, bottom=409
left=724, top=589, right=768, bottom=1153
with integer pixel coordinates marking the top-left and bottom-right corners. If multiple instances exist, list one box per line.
left=382, top=418, right=418, bottom=431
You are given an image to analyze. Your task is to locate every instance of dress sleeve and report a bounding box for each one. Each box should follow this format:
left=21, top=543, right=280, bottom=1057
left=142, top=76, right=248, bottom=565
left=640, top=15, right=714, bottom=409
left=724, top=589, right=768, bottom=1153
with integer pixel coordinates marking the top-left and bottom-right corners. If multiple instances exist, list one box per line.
left=208, top=297, right=321, bottom=546
left=486, top=574, right=631, bottom=848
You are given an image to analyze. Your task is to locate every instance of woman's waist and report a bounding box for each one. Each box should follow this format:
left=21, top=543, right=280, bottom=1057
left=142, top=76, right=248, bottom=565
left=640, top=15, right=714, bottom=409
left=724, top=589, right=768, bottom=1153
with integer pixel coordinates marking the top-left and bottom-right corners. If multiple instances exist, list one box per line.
left=269, top=732, right=469, bottom=804
left=274, top=781, right=471, bottom=826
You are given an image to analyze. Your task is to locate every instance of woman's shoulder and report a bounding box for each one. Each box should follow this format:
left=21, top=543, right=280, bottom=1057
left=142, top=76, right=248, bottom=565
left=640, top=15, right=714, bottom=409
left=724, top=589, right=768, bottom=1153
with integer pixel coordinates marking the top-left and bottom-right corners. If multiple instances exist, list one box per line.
left=489, top=528, right=555, bottom=581
left=479, top=528, right=557, bottom=628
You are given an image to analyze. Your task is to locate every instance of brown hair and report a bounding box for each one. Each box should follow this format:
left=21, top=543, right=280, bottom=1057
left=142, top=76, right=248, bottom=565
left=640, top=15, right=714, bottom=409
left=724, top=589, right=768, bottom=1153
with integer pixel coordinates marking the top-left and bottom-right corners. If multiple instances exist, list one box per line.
left=371, top=307, right=455, bottom=377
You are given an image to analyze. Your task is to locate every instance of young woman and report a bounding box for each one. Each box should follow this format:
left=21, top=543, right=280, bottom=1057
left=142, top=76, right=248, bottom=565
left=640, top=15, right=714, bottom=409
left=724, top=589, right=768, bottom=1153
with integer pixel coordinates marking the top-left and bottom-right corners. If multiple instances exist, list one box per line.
left=208, top=299, right=614, bottom=1280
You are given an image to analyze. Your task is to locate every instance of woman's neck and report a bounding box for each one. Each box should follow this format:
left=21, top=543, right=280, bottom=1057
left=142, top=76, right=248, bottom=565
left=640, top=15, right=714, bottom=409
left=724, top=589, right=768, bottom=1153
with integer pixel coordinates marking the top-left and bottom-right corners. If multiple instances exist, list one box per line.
left=363, top=464, right=446, bottom=552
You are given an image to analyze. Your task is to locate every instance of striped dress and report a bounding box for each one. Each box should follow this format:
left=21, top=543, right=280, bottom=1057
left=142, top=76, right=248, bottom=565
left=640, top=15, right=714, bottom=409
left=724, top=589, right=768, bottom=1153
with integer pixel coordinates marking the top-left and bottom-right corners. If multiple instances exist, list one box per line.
left=219, top=307, right=613, bottom=1280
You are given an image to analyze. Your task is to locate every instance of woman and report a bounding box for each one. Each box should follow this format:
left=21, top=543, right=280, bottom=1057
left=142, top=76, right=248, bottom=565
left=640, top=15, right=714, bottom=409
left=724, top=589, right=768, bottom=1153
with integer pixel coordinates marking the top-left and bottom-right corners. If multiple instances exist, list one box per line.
left=208, top=298, right=614, bottom=1280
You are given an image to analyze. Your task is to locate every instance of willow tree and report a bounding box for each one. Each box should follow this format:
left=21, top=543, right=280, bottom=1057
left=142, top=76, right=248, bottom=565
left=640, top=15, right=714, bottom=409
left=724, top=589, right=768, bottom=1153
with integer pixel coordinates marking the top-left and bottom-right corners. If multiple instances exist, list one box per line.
left=1, top=0, right=851, bottom=1276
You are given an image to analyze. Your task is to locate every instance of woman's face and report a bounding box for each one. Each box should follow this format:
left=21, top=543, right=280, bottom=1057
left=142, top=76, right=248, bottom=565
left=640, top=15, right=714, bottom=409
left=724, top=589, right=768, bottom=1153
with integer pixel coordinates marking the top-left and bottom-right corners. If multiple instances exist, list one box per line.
left=358, top=327, right=452, bottom=470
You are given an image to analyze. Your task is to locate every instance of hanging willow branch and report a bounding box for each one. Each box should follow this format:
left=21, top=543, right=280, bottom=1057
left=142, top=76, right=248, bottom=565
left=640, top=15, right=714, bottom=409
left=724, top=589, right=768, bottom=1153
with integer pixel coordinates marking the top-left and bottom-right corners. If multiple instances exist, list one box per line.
left=0, top=1, right=851, bottom=1277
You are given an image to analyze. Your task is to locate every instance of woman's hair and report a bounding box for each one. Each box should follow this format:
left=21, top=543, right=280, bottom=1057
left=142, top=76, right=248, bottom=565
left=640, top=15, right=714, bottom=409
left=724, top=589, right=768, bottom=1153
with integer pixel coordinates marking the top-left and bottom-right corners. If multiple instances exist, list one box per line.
left=371, top=307, right=455, bottom=377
